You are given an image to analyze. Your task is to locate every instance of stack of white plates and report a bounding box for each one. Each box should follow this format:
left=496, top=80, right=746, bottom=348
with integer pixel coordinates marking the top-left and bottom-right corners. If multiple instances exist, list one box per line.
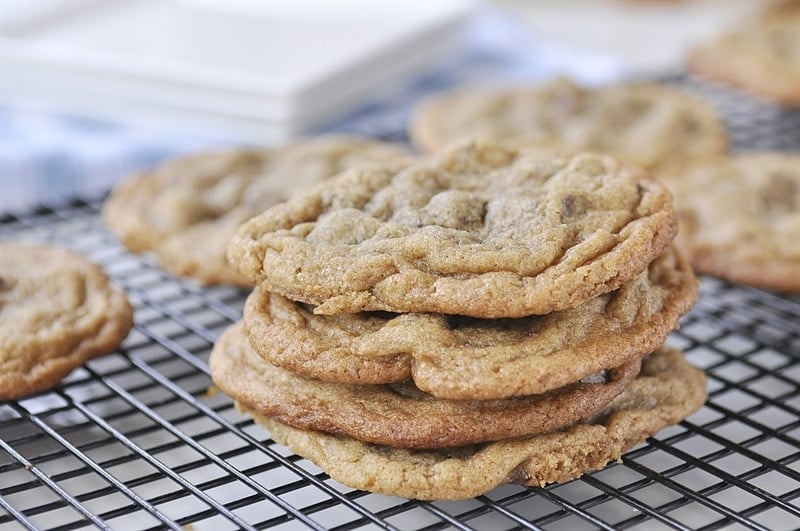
left=0, top=0, right=472, bottom=142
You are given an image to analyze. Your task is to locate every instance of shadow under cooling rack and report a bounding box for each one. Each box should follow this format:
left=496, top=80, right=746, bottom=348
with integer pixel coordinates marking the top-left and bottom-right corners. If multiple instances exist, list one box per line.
left=2, top=74, right=800, bottom=530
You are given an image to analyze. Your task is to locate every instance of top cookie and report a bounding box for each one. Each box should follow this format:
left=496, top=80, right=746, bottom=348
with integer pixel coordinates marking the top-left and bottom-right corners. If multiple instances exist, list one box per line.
left=1, top=242, right=133, bottom=400
left=687, top=2, right=800, bottom=106
left=662, top=152, right=800, bottom=292
left=103, top=135, right=410, bottom=286
left=409, top=78, right=727, bottom=169
left=228, top=140, right=678, bottom=318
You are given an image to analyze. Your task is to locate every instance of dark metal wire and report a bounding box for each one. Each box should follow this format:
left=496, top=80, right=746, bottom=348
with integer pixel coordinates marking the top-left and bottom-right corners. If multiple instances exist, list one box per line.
left=0, top=438, right=108, bottom=531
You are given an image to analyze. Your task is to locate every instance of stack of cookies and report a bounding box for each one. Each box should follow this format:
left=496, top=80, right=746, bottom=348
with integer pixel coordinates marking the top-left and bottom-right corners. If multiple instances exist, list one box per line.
left=211, top=140, right=707, bottom=500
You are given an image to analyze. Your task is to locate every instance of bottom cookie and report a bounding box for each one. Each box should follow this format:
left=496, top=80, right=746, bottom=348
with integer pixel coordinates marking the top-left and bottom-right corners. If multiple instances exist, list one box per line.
left=241, top=346, right=706, bottom=500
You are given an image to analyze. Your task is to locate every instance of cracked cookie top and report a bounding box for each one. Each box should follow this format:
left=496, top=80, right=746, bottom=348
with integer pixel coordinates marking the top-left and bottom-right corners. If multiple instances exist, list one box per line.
left=409, top=78, right=727, bottom=169
left=229, top=140, right=678, bottom=318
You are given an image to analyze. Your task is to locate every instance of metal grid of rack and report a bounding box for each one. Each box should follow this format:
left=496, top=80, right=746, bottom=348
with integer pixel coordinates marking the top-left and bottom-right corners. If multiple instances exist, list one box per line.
left=1, top=76, right=799, bottom=530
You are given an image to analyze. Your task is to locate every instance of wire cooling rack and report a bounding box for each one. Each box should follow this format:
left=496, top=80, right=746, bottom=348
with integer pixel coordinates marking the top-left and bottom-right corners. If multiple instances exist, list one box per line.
left=2, top=75, right=800, bottom=530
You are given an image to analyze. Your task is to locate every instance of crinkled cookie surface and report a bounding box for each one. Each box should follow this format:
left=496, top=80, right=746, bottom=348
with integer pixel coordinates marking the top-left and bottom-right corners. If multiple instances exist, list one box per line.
left=210, top=323, right=641, bottom=449
left=0, top=243, right=133, bottom=400
left=103, top=135, right=409, bottom=285
left=409, top=78, right=727, bottom=169
left=243, top=346, right=707, bottom=500
left=229, top=141, right=678, bottom=318
left=663, top=152, right=800, bottom=292
left=243, top=246, right=697, bottom=398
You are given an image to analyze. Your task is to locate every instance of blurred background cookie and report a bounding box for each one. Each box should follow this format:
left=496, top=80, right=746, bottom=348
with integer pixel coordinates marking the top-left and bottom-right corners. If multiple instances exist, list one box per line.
left=409, top=78, right=728, bottom=170
left=661, top=152, right=800, bottom=292
left=102, top=135, right=410, bottom=286
left=687, top=1, right=800, bottom=105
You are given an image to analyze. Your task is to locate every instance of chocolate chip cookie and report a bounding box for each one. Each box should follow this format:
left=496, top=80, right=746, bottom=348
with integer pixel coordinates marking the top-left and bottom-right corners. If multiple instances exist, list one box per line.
left=1, top=243, right=133, bottom=400
left=409, top=78, right=727, bottom=168
left=688, top=2, right=800, bottom=106
left=663, top=152, right=800, bottom=292
left=228, top=140, right=679, bottom=318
